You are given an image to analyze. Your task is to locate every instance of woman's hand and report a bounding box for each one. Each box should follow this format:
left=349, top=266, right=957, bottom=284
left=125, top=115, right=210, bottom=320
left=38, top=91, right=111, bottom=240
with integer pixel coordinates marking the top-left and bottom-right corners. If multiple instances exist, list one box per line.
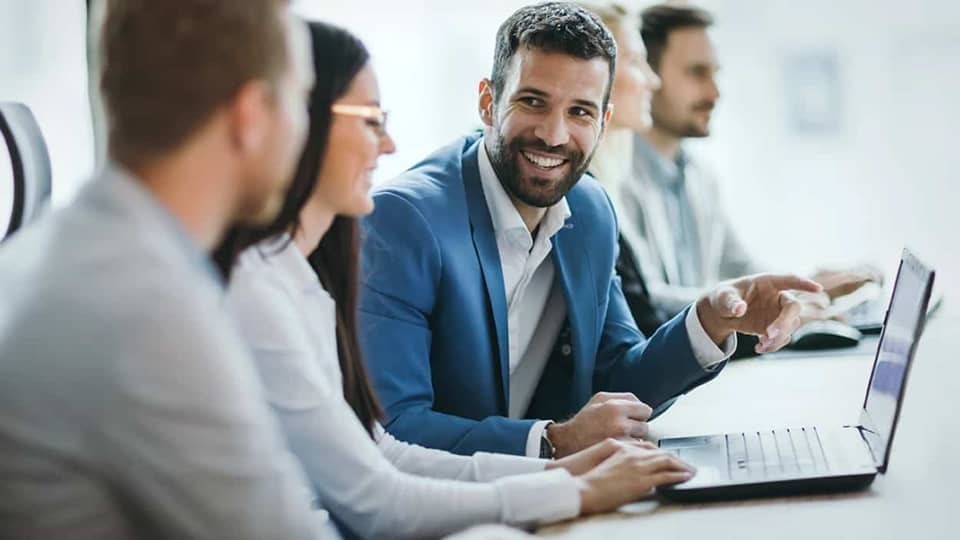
left=545, top=437, right=657, bottom=476
left=575, top=442, right=695, bottom=515
left=549, top=438, right=696, bottom=515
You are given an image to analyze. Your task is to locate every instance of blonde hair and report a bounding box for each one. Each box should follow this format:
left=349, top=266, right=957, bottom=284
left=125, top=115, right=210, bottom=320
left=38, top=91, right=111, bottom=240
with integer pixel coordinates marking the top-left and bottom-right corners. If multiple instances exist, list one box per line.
left=581, top=3, right=639, bottom=213
left=582, top=3, right=628, bottom=31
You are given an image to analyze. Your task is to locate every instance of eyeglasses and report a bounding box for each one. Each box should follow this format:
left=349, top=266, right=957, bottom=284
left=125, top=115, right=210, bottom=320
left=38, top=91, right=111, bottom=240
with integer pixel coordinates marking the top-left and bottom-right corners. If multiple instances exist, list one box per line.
left=330, top=104, right=389, bottom=137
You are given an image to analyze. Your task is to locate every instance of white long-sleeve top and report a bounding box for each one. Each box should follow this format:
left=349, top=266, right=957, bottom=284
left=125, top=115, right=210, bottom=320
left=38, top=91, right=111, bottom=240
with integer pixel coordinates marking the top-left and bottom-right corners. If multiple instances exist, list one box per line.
left=225, top=236, right=581, bottom=540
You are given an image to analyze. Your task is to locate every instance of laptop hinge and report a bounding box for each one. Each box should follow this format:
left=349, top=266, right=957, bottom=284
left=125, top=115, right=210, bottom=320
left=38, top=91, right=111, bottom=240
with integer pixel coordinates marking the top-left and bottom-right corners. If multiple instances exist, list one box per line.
left=854, top=424, right=885, bottom=473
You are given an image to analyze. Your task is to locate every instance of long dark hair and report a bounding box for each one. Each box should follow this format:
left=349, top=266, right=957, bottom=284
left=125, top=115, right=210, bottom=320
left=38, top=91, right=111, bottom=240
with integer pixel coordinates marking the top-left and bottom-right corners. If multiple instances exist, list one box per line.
left=213, top=21, right=383, bottom=437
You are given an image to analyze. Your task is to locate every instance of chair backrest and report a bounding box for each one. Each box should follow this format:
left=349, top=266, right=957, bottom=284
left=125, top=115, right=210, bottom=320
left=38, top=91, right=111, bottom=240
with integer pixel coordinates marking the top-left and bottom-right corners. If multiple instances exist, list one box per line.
left=1, top=122, right=14, bottom=239
left=0, top=102, right=52, bottom=241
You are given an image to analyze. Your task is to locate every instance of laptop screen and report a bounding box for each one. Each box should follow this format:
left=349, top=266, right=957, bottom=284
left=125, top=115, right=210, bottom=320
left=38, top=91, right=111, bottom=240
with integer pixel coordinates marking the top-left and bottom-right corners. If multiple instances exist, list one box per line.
left=860, top=249, right=934, bottom=472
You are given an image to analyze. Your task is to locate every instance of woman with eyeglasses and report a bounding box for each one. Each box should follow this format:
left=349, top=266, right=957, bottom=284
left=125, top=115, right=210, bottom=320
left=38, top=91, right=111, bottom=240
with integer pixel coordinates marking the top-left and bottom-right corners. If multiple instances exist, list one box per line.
left=214, top=20, right=695, bottom=540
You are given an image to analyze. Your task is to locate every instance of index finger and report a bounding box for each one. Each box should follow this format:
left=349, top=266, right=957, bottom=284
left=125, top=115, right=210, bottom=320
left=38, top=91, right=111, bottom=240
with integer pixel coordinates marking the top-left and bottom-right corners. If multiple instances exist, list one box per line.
left=768, top=274, right=822, bottom=294
left=590, top=391, right=640, bottom=405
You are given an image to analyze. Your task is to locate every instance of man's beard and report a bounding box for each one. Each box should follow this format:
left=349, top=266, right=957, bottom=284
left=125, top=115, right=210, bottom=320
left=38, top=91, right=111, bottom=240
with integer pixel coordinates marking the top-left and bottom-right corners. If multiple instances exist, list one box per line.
left=683, top=101, right=715, bottom=137
left=487, top=132, right=593, bottom=208
left=652, top=98, right=715, bottom=138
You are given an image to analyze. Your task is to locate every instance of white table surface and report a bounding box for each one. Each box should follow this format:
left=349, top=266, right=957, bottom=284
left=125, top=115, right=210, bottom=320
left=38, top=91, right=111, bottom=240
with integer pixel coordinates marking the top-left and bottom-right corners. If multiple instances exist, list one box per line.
left=539, top=305, right=958, bottom=539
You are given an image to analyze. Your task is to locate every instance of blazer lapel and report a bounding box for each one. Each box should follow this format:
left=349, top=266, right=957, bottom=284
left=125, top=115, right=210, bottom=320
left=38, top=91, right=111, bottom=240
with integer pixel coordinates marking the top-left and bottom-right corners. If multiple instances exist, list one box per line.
left=683, top=162, right=720, bottom=284
left=551, top=219, right=597, bottom=405
left=461, top=140, right=511, bottom=409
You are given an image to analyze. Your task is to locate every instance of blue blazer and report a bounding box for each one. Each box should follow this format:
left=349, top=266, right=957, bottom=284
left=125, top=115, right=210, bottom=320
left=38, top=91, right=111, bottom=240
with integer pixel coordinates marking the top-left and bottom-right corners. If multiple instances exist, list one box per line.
left=359, top=134, right=723, bottom=456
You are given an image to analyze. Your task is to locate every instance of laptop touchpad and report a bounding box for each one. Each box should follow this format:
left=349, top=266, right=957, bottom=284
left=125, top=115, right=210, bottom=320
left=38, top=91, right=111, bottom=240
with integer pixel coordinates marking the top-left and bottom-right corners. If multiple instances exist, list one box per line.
left=660, top=436, right=727, bottom=486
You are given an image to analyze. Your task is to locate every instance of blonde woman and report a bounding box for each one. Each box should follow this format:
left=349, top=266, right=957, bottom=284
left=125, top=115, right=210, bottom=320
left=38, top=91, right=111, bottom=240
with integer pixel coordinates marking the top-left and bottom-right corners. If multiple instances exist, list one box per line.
left=583, top=4, right=670, bottom=336
left=587, top=4, right=661, bottom=188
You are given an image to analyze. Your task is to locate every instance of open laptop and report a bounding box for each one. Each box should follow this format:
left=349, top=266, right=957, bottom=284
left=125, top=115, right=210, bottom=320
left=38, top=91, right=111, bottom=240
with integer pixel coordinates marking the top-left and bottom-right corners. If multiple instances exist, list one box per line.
left=657, top=248, right=935, bottom=502
left=824, top=268, right=943, bottom=335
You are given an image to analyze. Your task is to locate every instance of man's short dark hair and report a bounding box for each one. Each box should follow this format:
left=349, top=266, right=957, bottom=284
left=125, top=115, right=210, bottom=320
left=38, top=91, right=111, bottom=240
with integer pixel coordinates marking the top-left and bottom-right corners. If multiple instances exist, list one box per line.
left=640, top=4, right=714, bottom=72
left=491, top=1, right=618, bottom=110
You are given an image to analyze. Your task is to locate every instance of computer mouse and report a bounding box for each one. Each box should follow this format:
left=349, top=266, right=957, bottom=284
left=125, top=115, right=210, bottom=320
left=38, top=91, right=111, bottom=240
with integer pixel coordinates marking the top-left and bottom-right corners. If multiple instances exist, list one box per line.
left=788, top=320, right=863, bottom=350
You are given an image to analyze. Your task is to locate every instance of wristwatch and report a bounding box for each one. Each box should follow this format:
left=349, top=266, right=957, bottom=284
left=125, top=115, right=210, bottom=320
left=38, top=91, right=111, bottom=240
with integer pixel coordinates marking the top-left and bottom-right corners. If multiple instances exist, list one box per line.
left=539, top=422, right=556, bottom=459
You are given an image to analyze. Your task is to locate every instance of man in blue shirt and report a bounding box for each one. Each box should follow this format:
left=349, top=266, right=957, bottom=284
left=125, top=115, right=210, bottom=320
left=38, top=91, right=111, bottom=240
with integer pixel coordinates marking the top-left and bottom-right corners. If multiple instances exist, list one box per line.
left=359, top=2, right=821, bottom=459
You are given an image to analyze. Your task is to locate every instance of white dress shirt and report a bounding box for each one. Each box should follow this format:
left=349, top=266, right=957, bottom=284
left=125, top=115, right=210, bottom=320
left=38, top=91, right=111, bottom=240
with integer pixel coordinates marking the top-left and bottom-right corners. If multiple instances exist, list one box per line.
left=226, top=236, right=581, bottom=539
left=0, top=168, right=334, bottom=540
left=476, top=140, right=735, bottom=457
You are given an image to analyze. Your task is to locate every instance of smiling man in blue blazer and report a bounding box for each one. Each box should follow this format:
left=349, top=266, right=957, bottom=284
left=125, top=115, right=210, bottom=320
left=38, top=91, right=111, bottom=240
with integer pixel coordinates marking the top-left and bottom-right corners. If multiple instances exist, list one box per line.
left=359, top=2, right=820, bottom=458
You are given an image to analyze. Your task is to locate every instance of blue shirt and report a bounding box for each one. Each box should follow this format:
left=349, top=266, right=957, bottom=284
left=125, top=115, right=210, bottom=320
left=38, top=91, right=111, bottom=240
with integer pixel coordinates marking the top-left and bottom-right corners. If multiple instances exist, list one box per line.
left=633, top=135, right=703, bottom=287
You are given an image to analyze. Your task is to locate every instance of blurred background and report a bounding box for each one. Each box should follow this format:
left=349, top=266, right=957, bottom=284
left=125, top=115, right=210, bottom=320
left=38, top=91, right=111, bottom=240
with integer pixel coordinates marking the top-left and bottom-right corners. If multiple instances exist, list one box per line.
left=1, top=0, right=957, bottom=295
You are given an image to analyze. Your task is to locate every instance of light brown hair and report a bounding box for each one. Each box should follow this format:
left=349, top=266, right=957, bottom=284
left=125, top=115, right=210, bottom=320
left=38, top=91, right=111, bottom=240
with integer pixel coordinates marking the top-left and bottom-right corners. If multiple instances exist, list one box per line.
left=100, top=0, right=290, bottom=167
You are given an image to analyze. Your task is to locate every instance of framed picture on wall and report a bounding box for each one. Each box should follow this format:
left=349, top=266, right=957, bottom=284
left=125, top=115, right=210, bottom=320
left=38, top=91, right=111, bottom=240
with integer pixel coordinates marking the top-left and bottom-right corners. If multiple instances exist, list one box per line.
left=782, top=50, right=844, bottom=135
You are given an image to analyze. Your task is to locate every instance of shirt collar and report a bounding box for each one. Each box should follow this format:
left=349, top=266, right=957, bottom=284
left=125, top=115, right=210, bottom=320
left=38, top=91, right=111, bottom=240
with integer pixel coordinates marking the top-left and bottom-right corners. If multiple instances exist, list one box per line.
left=476, top=138, right=572, bottom=242
left=634, top=134, right=686, bottom=189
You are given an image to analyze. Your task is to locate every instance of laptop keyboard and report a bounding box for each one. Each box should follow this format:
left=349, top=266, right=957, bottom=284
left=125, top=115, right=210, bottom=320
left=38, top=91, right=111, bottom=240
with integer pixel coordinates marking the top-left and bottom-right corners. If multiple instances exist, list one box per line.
left=726, top=427, right=830, bottom=480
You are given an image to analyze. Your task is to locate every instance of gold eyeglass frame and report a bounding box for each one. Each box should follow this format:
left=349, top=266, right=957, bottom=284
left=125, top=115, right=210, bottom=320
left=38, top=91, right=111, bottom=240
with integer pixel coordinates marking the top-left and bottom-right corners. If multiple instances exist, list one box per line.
left=330, top=104, right=388, bottom=134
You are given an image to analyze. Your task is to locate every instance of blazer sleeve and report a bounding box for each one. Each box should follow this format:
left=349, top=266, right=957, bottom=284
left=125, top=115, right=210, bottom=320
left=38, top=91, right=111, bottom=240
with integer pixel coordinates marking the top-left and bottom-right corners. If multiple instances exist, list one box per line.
left=592, top=194, right=724, bottom=411
left=359, top=190, right=538, bottom=456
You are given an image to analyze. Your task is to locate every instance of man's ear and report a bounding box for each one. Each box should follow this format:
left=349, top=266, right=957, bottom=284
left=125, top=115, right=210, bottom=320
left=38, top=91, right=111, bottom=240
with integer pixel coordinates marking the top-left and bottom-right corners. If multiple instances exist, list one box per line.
left=478, top=79, right=495, bottom=127
left=228, top=80, right=272, bottom=154
left=599, top=104, right=614, bottom=139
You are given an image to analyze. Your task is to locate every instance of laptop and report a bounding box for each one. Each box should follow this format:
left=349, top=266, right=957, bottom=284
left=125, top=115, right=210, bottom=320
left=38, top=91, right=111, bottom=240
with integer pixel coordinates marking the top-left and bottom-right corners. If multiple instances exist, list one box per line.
left=657, top=248, right=935, bottom=502
left=845, top=284, right=943, bottom=335
left=824, top=281, right=885, bottom=334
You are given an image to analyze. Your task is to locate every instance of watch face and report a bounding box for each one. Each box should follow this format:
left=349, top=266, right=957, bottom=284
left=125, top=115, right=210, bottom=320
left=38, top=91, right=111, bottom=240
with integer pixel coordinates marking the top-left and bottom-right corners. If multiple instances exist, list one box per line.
left=540, top=434, right=554, bottom=459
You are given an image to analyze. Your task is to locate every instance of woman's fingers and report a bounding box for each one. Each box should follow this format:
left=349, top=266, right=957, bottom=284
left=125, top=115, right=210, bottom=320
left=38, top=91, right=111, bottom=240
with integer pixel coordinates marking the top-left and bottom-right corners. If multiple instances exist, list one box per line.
left=648, top=470, right=695, bottom=487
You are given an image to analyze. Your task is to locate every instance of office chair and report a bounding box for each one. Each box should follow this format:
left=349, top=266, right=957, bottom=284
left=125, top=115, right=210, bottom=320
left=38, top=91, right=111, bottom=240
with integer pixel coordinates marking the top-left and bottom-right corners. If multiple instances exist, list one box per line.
left=0, top=102, right=52, bottom=241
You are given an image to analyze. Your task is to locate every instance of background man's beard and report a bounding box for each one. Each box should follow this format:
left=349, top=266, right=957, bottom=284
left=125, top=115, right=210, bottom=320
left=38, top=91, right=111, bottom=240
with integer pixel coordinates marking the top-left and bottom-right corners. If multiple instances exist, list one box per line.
left=652, top=101, right=715, bottom=138
left=681, top=123, right=711, bottom=138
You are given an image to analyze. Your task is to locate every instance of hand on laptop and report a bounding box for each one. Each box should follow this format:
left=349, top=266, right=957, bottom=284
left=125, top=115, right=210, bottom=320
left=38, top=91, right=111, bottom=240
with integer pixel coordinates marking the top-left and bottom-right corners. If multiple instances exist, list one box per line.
left=545, top=392, right=653, bottom=458
left=572, top=440, right=695, bottom=515
left=546, top=435, right=657, bottom=476
left=697, top=273, right=823, bottom=354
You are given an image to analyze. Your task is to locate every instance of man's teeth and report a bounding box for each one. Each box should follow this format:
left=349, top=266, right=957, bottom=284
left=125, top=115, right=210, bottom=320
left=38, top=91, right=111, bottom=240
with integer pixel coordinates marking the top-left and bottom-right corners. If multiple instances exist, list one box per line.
left=523, top=151, right=565, bottom=168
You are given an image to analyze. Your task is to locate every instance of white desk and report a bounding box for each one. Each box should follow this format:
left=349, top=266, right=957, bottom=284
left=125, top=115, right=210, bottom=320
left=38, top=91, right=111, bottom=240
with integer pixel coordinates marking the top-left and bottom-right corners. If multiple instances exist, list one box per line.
left=539, top=307, right=958, bottom=539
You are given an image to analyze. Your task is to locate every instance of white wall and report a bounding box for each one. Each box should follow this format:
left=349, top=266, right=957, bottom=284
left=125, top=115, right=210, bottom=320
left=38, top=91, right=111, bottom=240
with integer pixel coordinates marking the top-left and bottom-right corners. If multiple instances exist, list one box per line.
left=294, top=0, right=526, bottom=185
left=0, top=0, right=93, bottom=207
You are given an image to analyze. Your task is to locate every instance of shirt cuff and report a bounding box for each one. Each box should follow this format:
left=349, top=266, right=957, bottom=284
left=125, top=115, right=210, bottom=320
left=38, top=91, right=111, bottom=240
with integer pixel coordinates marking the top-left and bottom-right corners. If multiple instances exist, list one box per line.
left=472, top=453, right=550, bottom=482
left=524, top=420, right=553, bottom=458
left=685, top=303, right=736, bottom=370
left=494, top=468, right=580, bottom=527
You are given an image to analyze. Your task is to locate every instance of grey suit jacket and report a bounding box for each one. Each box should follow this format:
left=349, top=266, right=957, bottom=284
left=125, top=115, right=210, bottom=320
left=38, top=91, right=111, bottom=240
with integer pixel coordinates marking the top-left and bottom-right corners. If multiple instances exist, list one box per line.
left=611, top=135, right=758, bottom=317
left=0, top=168, right=336, bottom=539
